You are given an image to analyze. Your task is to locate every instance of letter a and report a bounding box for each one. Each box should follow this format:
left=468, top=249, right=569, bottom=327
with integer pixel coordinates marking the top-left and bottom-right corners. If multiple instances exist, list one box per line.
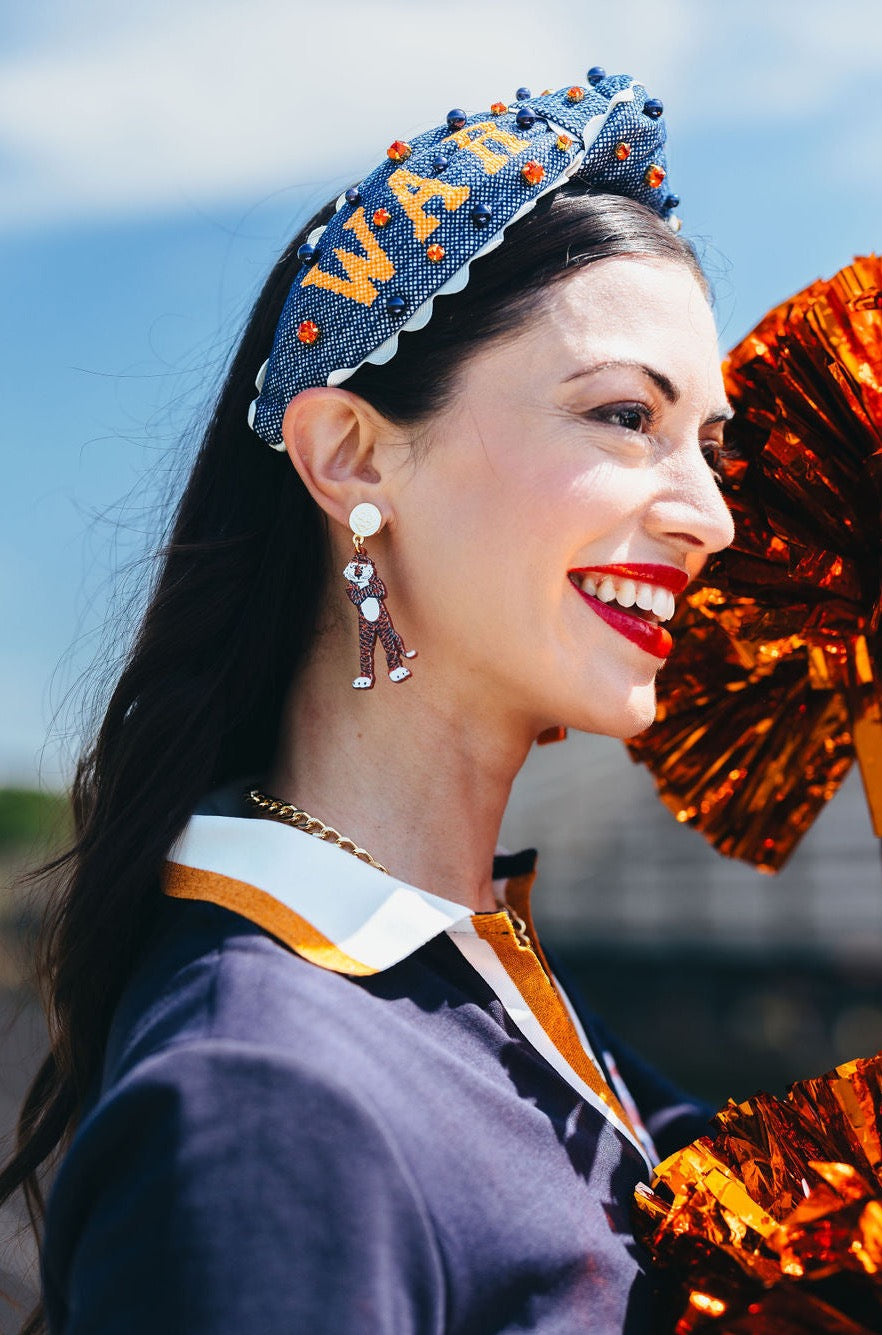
left=387, top=168, right=470, bottom=242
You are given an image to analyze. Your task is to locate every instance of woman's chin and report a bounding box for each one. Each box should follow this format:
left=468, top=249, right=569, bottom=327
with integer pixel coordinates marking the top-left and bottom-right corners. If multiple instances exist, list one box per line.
left=562, top=683, right=658, bottom=741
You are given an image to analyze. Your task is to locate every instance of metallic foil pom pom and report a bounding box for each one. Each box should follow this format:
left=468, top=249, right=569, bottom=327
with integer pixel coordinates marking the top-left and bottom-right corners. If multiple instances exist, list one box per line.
left=627, top=255, right=882, bottom=871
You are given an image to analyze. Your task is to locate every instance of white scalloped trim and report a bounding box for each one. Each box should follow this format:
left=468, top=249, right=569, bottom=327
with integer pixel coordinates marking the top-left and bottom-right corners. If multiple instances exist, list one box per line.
left=248, top=358, right=288, bottom=448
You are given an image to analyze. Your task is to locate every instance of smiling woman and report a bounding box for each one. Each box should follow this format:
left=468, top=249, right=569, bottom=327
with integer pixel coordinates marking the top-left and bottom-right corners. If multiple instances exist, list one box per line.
left=3, top=73, right=735, bottom=1334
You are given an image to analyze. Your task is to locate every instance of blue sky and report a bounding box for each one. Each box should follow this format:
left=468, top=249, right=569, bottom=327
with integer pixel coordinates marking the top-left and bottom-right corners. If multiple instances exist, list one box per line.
left=3, top=0, right=882, bottom=785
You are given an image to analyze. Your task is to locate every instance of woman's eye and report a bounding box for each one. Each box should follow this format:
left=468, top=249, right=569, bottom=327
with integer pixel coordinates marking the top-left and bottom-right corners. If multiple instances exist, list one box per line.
left=592, top=403, right=653, bottom=432
left=701, top=439, right=731, bottom=483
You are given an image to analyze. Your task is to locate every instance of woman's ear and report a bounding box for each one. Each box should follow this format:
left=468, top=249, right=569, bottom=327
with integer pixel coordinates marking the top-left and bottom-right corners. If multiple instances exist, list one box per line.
left=281, top=388, right=391, bottom=529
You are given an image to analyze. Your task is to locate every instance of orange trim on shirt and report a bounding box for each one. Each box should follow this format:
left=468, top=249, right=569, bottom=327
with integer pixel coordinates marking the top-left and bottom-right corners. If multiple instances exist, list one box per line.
left=502, top=868, right=559, bottom=991
left=163, top=863, right=377, bottom=976
left=470, top=911, right=636, bottom=1137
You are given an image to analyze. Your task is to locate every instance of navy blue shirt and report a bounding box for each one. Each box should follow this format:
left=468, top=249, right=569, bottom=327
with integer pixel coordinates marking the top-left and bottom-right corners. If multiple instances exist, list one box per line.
left=42, top=813, right=710, bottom=1333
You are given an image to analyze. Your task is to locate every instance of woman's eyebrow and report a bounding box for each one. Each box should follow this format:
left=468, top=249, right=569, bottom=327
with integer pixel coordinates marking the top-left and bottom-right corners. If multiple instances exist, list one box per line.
left=704, top=408, right=735, bottom=426
left=562, top=359, right=734, bottom=423
left=562, top=359, right=680, bottom=400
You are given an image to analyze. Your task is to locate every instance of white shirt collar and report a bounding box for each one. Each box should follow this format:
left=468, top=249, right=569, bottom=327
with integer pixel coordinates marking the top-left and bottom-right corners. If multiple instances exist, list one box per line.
left=166, top=813, right=478, bottom=975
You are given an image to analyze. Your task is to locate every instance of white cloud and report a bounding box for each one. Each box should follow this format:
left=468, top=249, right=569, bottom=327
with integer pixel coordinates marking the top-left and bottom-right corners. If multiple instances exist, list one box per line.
left=0, top=0, right=880, bottom=232
left=0, top=0, right=697, bottom=229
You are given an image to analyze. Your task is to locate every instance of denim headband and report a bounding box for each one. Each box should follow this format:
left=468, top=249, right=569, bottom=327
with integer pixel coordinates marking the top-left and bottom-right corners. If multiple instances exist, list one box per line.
left=249, top=68, right=679, bottom=449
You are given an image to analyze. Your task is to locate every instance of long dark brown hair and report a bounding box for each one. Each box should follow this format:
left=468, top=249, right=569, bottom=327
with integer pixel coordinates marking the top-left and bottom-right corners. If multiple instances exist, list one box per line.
left=2, top=185, right=706, bottom=1332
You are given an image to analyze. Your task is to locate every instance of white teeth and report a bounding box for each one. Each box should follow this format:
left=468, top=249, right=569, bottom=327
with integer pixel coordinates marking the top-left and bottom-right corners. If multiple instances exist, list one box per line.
left=616, top=578, right=637, bottom=608
left=653, top=588, right=675, bottom=621
left=577, top=572, right=678, bottom=622
left=635, top=583, right=655, bottom=611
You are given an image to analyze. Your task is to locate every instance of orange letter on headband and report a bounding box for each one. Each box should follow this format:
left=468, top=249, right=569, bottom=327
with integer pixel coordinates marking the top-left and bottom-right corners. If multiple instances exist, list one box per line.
left=387, top=168, right=470, bottom=242
left=442, top=121, right=529, bottom=174
left=301, top=207, right=395, bottom=306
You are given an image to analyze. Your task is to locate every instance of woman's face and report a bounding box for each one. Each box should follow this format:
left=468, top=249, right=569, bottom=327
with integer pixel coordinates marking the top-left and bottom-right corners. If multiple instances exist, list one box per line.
left=389, top=255, right=735, bottom=742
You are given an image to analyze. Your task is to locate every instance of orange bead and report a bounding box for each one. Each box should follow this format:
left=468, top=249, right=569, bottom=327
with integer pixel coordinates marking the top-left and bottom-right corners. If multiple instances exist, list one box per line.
left=614, top=141, right=631, bottom=161
left=565, top=86, right=584, bottom=102
left=644, top=163, right=666, bottom=188
left=540, top=88, right=552, bottom=95
left=426, top=243, right=445, bottom=262
left=386, top=139, right=412, bottom=162
left=520, top=159, right=544, bottom=186
left=556, top=133, right=573, bottom=151
left=297, top=320, right=319, bottom=345
left=490, top=101, right=508, bottom=115
left=372, top=207, right=391, bottom=228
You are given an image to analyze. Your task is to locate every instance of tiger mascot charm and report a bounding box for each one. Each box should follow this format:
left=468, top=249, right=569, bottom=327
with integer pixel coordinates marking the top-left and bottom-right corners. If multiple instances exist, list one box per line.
left=343, top=550, right=417, bottom=689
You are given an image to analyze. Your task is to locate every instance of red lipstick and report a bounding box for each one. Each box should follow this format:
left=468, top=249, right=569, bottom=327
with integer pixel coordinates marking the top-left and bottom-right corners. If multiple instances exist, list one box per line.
left=567, top=563, right=687, bottom=660
left=568, top=563, right=689, bottom=595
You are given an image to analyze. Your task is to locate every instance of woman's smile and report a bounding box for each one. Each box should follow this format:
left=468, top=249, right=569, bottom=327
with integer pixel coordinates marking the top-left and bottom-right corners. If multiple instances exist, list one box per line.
left=567, top=562, right=689, bottom=660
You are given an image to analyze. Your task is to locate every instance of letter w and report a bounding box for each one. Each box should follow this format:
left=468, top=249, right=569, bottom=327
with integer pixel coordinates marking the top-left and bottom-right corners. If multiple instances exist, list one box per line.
left=301, top=208, right=395, bottom=307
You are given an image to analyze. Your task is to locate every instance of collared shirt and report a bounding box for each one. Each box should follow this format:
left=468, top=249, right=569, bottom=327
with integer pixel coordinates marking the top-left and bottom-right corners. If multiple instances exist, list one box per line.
left=164, top=804, right=654, bottom=1167
left=42, top=785, right=710, bottom=1335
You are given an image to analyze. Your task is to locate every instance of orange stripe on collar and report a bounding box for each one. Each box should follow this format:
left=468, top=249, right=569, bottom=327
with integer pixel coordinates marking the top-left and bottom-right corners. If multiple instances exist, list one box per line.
left=470, top=912, right=636, bottom=1139
left=164, top=862, right=377, bottom=976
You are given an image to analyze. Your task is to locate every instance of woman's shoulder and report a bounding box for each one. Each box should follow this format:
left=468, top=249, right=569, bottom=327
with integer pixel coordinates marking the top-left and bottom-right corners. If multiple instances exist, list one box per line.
left=44, top=898, right=446, bottom=1334
left=102, top=894, right=370, bottom=1093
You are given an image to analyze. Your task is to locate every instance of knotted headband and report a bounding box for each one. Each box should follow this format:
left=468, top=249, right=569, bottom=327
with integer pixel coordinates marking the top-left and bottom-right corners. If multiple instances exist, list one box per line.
left=249, top=67, right=679, bottom=449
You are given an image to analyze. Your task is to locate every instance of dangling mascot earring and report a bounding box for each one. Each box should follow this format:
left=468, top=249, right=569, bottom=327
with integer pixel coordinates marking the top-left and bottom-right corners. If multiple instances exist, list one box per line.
left=344, top=503, right=417, bottom=690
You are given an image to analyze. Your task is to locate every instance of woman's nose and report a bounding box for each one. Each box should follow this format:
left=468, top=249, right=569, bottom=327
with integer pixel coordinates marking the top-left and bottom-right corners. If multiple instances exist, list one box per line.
left=648, top=449, right=736, bottom=557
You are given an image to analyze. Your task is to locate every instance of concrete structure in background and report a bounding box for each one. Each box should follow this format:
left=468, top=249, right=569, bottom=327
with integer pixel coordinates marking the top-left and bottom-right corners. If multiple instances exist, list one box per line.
left=502, top=730, right=882, bottom=959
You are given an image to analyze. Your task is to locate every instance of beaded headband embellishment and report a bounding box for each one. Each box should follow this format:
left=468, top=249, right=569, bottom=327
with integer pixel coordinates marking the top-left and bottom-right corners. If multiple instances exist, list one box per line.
left=249, top=67, right=679, bottom=450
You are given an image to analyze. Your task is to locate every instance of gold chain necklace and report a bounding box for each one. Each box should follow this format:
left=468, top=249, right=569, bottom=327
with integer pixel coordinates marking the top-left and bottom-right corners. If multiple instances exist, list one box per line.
left=244, top=787, right=532, bottom=947
left=245, top=788, right=390, bottom=873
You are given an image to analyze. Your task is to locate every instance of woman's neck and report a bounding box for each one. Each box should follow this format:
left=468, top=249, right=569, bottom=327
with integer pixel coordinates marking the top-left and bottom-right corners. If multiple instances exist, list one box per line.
left=266, top=638, right=534, bottom=913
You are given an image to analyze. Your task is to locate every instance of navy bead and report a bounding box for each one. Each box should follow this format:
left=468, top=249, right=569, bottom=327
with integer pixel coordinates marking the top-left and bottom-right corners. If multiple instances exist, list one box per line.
left=515, top=86, right=531, bottom=100
left=446, top=107, right=467, bottom=130
left=344, top=186, right=361, bottom=205
left=432, top=151, right=450, bottom=172
left=515, top=107, right=536, bottom=129
left=386, top=294, right=407, bottom=317
left=664, top=193, right=680, bottom=210
left=586, top=66, right=606, bottom=85
left=297, top=243, right=318, bottom=265
left=470, top=202, right=492, bottom=227
left=643, top=98, right=664, bottom=119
